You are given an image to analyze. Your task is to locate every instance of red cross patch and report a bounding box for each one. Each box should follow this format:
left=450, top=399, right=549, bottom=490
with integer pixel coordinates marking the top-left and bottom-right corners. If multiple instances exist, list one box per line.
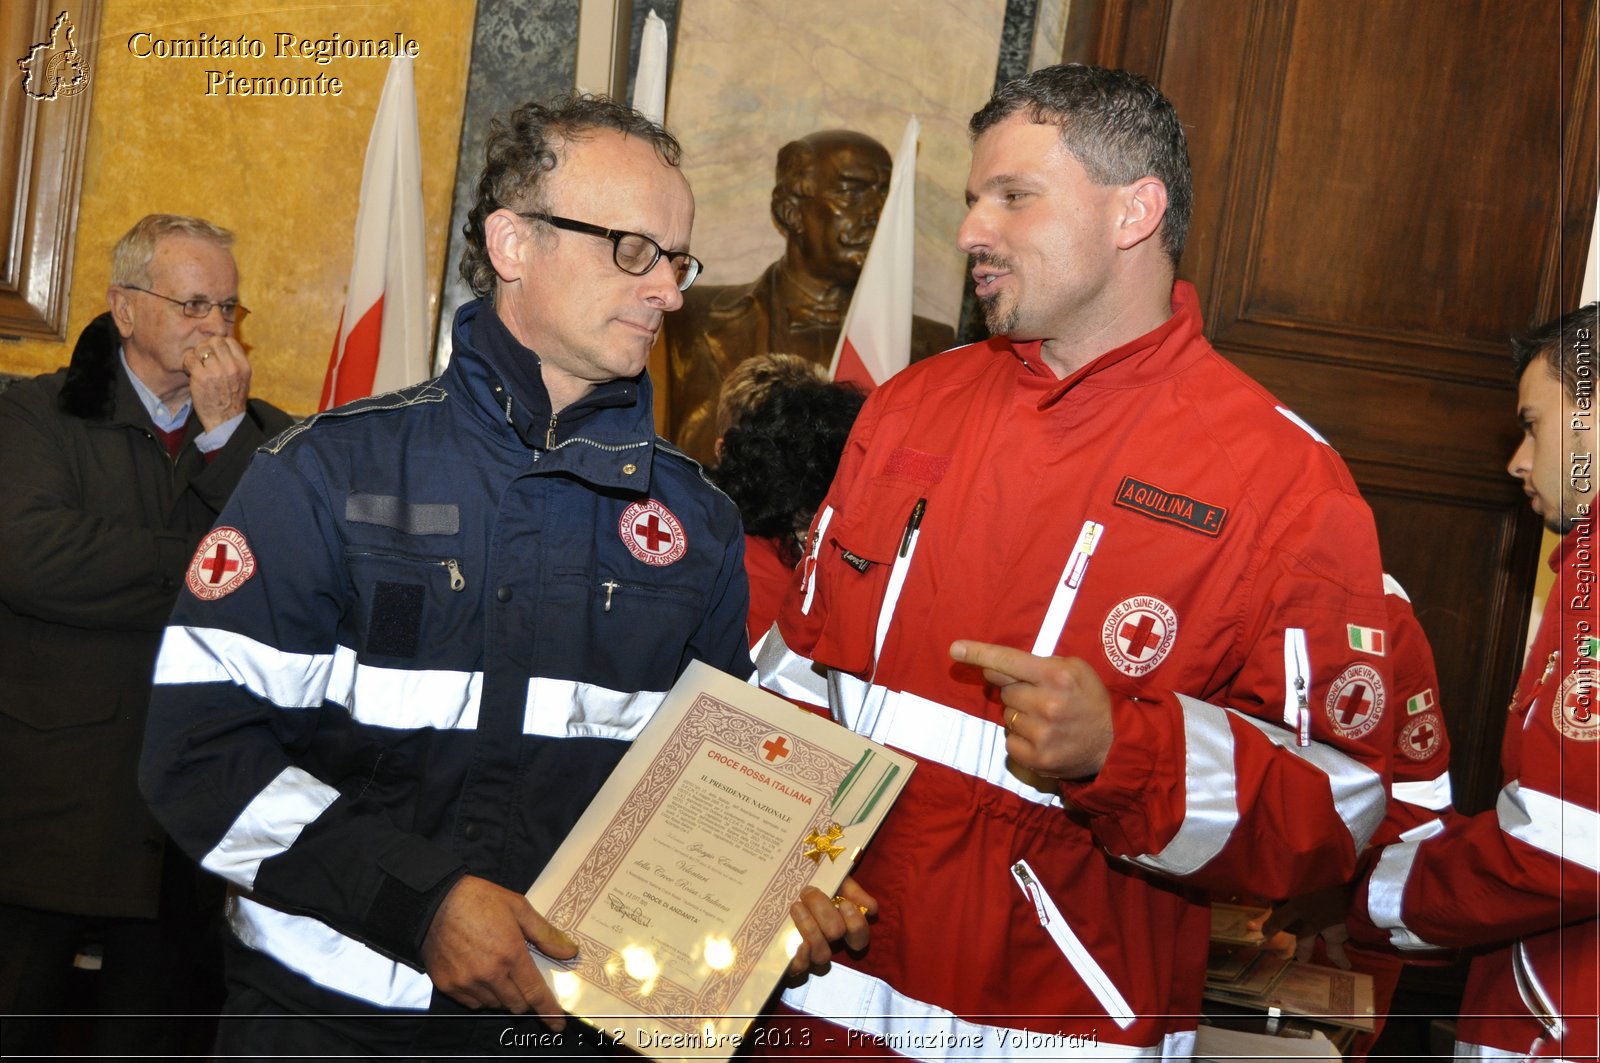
left=1554, top=668, right=1600, bottom=742
left=186, top=526, right=256, bottom=601
left=760, top=731, right=793, bottom=764
left=619, top=499, right=687, bottom=566
left=1100, top=596, right=1178, bottom=677
left=1398, top=714, right=1442, bottom=762
left=1324, top=663, right=1385, bottom=740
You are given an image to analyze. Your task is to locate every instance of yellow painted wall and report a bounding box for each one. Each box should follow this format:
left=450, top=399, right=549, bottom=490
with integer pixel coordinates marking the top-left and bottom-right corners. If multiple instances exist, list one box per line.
left=1, top=0, right=476, bottom=415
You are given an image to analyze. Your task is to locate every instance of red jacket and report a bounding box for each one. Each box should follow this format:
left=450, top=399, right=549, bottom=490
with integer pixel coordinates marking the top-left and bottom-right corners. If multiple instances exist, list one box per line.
left=759, top=283, right=1396, bottom=1054
left=1351, top=522, right=1598, bottom=1060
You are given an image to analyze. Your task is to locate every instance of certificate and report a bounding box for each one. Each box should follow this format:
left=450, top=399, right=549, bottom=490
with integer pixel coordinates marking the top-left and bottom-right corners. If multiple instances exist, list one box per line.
left=524, top=660, right=914, bottom=1060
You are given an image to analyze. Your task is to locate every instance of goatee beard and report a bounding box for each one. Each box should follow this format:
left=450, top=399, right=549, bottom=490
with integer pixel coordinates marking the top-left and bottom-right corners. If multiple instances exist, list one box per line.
left=979, top=294, right=1017, bottom=336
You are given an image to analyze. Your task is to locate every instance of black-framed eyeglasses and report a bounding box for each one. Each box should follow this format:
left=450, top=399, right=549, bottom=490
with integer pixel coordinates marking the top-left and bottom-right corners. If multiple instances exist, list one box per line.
left=120, top=285, right=249, bottom=324
left=519, top=212, right=702, bottom=291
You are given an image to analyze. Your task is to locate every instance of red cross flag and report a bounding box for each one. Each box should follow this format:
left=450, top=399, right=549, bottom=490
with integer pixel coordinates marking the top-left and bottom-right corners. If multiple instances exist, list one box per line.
left=320, top=56, right=430, bottom=410
left=830, top=116, right=920, bottom=392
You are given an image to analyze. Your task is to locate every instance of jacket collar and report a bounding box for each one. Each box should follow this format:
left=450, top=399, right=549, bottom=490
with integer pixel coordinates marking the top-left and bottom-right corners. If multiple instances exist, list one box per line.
left=448, top=300, right=657, bottom=492
left=58, top=312, right=127, bottom=422
left=1009, top=281, right=1208, bottom=409
left=57, top=312, right=176, bottom=436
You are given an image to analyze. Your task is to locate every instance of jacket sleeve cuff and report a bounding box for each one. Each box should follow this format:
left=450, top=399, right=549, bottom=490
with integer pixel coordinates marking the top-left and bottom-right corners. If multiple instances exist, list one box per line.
left=365, top=846, right=469, bottom=967
left=1060, top=694, right=1181, bottom=855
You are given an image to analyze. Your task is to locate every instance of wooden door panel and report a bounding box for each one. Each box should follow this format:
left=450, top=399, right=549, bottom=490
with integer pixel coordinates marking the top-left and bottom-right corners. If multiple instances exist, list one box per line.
left=1073, top=0, right=1594, bottom=816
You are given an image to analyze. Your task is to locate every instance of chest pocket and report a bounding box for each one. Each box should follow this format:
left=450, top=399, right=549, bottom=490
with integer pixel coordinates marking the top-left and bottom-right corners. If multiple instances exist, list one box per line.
left=809, top=477, right=934, bottom=677
left=345, top=547, right=470, bottom=661
left=543, top=573, right=707, bottom=694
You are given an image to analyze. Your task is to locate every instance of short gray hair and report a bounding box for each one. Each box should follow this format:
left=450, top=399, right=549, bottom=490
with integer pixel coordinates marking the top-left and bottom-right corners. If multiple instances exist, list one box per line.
left=110, top=214, right=234, bottom=288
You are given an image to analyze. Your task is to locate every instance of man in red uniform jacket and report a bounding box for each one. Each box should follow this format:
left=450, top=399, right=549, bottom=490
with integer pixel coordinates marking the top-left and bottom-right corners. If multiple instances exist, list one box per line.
left=757, top=64, right=1396, bottom=1056
left=1350, top=305, right=1599, bottom=1060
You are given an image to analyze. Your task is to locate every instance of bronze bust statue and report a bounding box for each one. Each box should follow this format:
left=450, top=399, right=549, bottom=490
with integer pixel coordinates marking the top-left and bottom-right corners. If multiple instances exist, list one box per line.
left=662, top=130, right=954, bottom=463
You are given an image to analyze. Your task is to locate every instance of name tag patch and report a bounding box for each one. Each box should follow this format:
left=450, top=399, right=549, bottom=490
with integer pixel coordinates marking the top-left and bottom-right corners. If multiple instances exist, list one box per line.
left=1113, top=476, right=1228, bottom=537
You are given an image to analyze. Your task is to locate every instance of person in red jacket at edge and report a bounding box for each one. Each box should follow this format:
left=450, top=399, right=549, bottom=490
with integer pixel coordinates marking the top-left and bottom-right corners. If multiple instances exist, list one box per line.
left=1348, top=305, right=1599, bottom=1061
left=1249, top=577, right=1456, bottom=1059
left=753, top=63, right=1398, bottom=1058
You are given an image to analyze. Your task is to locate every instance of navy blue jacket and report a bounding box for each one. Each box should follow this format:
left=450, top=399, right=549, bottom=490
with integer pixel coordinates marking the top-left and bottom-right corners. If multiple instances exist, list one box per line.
left=140, top=301, right=751, bottom=1011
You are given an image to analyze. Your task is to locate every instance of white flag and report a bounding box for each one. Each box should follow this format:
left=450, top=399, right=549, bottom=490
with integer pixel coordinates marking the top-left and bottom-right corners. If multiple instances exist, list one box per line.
left=321, top=56, right=429, bottom=410
left=830, top=116, right=919, bottom=390
left=632, top=10, right=668, bottom=125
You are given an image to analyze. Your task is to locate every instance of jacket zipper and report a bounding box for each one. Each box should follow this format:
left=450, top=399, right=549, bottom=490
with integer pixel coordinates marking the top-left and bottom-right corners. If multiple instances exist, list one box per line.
left=1010, top=859, right=1136, bottom=1029
left=348, top=550, right=465, bottom=592
left=1283, top=627, right=1311, bottom=746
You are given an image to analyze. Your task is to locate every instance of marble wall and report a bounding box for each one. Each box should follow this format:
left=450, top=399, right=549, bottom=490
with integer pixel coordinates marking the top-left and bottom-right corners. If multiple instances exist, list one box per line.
left=0, top=0, right=475, bottom=415
left=433, top=0, right=582, bottom=371
left=1, top=0, right=1071, bottom=400
left=664, top=0, right=1011, bottom=329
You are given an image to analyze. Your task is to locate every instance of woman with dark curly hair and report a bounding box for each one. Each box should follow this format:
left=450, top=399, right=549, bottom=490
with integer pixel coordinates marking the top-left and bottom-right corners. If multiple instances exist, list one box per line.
left=710, top=359, right=864, bottom=644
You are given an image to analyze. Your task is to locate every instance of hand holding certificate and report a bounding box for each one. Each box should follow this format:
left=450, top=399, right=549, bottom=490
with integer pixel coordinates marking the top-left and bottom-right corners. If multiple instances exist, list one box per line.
left=524, top=661, right=914, bottom=1060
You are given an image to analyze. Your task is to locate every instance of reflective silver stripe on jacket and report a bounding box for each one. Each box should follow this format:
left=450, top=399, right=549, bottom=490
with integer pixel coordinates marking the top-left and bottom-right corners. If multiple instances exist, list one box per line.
left=155, top=625, right=338, bottom=708
left=754, top=624, right=829, bottom=709
left=1499, top=781, right=1600, bottom=872
left=1451, top=1035, right=1576, bottom=1061
left=229, top=894, right=433, bottom=1009
left=328, top=650, right=480, bottom=729
left=156, top=625, right=662, bottom=737
left=520, top=678, right=666, bottom=741
left=1227, top=704, right=1386, bottom=850
left=201, top=766, right=340, bottom=890
left=830, top=675, right=1061, bottom=808
left=781, top=963, right=1190, bottom=1060
left=1393, top=771, right=1453, bottom=811
left=1364, top=818, right=1446, bottom=950
left=1129, top=695, right=1239, bottom=875
left=1130, top=697, right=1385, bottom=877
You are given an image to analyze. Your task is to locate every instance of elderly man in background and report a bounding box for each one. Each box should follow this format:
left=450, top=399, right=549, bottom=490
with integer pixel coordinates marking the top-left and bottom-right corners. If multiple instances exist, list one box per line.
left=0, top=214, right=291, bottom=1055
left=664, top=129, right=952, bottom=463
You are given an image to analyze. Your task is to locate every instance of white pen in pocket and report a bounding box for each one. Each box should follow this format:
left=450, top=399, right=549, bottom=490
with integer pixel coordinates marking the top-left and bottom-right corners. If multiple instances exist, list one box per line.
left=1030, top=520, right=1104, bottom=657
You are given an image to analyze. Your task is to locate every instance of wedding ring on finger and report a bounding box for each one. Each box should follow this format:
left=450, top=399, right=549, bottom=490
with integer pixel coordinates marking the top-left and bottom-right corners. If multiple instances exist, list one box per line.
left=1005, top=708, right=1019, bottom=733
left=832, top=895, right=869, bottom=916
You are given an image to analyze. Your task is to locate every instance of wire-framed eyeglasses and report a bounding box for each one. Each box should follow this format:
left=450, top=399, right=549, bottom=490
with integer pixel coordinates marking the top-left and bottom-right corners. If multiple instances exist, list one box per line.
left=520, top=212, right=702, bottom=291
left=120, top=285, right=249, bottom=324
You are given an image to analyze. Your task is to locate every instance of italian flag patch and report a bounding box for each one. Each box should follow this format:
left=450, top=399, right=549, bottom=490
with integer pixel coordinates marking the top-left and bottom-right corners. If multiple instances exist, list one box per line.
left=1347, top=624, right=1387, bottom=656
left=1407, top=688, right=1436, bottom=715
left=1582, top=637, right=1600, bottom=661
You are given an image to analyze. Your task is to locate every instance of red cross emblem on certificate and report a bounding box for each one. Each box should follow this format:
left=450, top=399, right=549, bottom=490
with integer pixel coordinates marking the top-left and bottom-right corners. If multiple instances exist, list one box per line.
left=761, top=732, right=792, bottom=764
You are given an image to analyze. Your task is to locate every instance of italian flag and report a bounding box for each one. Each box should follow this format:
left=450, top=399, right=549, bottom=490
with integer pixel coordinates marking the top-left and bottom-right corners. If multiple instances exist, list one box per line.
left=320, top=56, right=430, bottom=410
left=1347, top=624, right=1387, bottom=656
left=1406, top=688, right=1436, bottom=715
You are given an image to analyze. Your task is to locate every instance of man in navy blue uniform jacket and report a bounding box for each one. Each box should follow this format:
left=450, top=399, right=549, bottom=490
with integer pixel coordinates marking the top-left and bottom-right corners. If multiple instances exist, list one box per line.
left=140, top=95, right=870, bottom=1056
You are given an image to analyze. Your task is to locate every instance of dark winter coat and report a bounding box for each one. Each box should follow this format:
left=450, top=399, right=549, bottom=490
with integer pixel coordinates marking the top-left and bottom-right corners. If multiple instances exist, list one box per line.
left=0, top=312, right=293, bottom=917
